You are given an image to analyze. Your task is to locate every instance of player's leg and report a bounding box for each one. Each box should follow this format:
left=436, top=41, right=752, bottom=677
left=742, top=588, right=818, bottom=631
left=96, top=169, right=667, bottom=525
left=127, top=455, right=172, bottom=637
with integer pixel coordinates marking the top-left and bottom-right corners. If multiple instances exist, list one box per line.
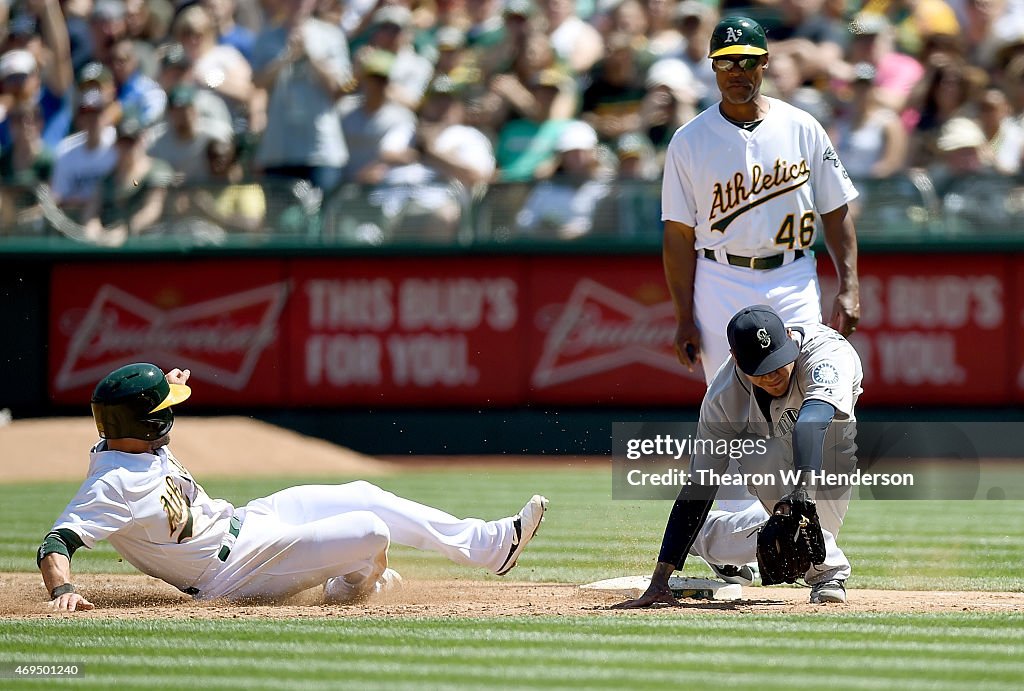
left=764, top=255, right=823, bottom=327
left=198, top=509, right=392, bottom=601
left=245, top=481, right=521, bottom=573
left=688, top=502, right=771, bottom=568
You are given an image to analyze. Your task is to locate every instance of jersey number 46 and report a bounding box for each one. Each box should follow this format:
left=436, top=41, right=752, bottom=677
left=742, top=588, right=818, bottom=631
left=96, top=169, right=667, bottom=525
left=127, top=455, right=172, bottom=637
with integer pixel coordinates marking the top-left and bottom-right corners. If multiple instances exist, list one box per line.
left=774, top=211, right=815, bottom=250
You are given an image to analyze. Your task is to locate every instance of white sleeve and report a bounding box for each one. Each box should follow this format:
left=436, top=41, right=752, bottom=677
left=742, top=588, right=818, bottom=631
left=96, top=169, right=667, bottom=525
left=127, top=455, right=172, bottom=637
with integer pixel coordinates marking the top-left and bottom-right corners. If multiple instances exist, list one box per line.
left=380, top=122, right=415, bottom=155
left=660, top=133, right=697, bottom=225
left=811, top=122, right=859, bottom=214
left=52, top=478, right=133, bottom=548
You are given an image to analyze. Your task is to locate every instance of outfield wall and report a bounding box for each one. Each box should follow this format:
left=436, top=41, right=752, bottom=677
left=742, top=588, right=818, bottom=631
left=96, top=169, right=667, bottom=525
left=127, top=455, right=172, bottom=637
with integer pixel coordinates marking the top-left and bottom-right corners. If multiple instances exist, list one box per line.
left=1, top=246, right=1018, bottom=416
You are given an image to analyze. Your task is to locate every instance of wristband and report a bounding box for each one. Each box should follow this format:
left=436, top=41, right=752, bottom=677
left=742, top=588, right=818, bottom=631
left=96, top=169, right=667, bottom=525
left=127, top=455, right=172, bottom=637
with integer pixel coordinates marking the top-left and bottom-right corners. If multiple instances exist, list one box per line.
left=50, top=583, right=76, bottom=599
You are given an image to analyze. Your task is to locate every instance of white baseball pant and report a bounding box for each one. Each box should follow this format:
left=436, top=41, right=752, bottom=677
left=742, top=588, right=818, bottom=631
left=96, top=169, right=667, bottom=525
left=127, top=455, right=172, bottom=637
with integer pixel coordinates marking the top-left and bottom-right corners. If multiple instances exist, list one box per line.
left=194, top=481, right=517, bottom=601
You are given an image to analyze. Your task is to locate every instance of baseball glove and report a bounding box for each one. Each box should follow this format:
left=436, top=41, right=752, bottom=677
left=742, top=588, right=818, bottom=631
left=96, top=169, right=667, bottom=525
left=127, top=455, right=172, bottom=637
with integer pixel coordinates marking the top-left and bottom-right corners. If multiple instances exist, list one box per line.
left=756, top=487, right=827, bottom=585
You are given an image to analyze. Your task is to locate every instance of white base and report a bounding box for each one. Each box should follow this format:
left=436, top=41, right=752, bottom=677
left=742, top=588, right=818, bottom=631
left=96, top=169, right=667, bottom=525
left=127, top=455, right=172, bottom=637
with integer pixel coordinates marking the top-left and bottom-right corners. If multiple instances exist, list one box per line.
left=580, top=575, right=743, bottom=601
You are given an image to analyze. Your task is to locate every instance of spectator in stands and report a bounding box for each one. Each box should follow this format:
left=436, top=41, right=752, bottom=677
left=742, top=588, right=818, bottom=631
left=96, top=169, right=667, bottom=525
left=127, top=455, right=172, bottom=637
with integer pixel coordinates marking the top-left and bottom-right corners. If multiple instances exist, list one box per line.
left=339, top=48, right=417, bottom=185
left=929, top=116, right=994, bottom=192
left=515, top=120, right=611, bottom=239
left=414, top=0, right=471, bottom=61
left=834, top=62, right=908, bottom=180
left=432, top=27, right=478, bottom=84
left=494, top=66, right=575, bottom=182
left=253, top=0, right=351, bottom=191
left=124, top=0, right=173, bottom=47
left=844, top=13, right=924, bottom=116
left=615, top=131, right=657, bottom=180
left=465, top=0, right=508, bottom=52
left=858, top=2, right=960, bottom=57
left=643, top=0, right=684, bottom=58
left=581, top=33, right=649, bottom=142
left=673, top=1, right=716, bottom=109
left=365, top=5, right=434, bottom=110
left=604, top=0, right=649, bottom=50
left=173, top=5, right=254, bottom=124
left=765, top=52, right=833, bottom=126
left=151, top=84, right=234, bottom=183
left=109, top=38, right=166, bottom=126
left=50, top=89, right=118, bottom=216
left=909, top=60, right=986, bottom=166
left=472, top=31, right=575, bottom=137
left=75, top=61, right=120, bottom=129
left=156, top=43, right=234, bottom=133
left=768, top=0, right=849, bottom=82
left=0, top=1, right=73, bottom=151
left=612, top=131, right=661, bottom=238
left=189, top=137, right=267, bottom=234
left=61, top=0, right=97, bottom=72
left=539, top=0, right=604, bottom=74
left=0, top=103, right=54, bottom=234
left=90, top=0, right=157, bottom=78
left=203, top=0, right=256, bottom=64
left=976, top=87, right=1024, bottom=174
left=640, top=58, right=697, bottom=156
left=82, top=116, right=174, bottom=245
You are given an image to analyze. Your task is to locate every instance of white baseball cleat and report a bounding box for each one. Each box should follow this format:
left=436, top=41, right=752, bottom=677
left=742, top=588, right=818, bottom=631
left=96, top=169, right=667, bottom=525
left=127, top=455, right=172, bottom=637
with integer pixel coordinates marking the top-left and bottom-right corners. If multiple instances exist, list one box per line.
left=496, top=495, right=548, bottom=576
left=809, top=578, right=847, bottom=604
left=708, top=562, right=755, bottom=586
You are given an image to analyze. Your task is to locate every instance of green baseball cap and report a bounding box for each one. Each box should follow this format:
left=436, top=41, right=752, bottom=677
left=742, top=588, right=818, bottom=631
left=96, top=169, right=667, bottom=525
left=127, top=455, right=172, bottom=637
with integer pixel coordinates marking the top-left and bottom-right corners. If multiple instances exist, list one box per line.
left=709, top=16, right=768, bottom=58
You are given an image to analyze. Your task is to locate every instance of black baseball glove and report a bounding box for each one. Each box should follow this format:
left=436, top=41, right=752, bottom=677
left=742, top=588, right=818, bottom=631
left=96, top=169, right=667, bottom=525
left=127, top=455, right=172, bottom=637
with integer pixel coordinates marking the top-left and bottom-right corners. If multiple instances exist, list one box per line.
left=756, top=487, right=827, bottom=585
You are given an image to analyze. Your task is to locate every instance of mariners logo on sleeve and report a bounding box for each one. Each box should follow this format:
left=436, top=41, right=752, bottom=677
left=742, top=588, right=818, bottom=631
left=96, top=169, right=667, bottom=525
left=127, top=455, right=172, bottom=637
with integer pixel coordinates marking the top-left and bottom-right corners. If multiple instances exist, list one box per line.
left=812, top=362, right=840, bottom=386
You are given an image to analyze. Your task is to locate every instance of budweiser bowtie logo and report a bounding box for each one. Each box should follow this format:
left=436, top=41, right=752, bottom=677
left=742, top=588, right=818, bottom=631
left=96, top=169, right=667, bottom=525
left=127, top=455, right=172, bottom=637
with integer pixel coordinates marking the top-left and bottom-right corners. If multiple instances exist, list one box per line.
left=55, top=283, right=289, bottom=391
left=532, top=279, right=688, bottom=387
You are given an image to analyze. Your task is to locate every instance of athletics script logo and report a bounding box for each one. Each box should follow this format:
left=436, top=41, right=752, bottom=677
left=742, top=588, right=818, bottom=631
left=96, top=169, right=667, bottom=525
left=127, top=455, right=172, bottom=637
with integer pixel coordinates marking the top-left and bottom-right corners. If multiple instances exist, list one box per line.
left=54, top=283, right=289, bottom=392
left=532, top=279, right=685, bottom=387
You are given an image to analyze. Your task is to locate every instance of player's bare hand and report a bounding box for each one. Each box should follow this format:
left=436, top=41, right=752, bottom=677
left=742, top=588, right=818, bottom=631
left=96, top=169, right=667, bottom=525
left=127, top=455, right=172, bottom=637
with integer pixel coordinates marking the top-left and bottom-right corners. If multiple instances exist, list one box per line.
left=611, top=582, right=681, bottom=609
left=48, top=593, right=94, bottom=612
left=829, top=291, right=860, bottom=336
left=673, top=321, right=702, bottom=371
left=165, top=368, right=191, bottom=385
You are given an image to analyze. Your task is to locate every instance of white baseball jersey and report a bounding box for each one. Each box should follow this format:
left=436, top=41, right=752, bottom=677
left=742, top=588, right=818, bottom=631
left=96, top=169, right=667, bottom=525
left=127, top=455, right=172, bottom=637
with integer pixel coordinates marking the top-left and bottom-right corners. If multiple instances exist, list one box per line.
left=52, top=442, right=236, bottom=591
left=662, top=97, right=859, bottom=256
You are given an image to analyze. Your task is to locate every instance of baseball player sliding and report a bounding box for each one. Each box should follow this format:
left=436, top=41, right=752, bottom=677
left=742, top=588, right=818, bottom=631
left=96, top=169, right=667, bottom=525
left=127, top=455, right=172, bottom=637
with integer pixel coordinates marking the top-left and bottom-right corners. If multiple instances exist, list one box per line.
left=616, top=305, right=862, bottom=607
left=38, top=363, right=548, bottom=611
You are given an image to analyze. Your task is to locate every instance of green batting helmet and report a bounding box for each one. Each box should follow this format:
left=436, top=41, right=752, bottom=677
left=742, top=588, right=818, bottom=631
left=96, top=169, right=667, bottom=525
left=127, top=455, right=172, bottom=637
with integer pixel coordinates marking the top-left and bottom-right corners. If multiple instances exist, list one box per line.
left=91, top=363, right=192, bottom=441
left=709, top=16, right=768, bottom=59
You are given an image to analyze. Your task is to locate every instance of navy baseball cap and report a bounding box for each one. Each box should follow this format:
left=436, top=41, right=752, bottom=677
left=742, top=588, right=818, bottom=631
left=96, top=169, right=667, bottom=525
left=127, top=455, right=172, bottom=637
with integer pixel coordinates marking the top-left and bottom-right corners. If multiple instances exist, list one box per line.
left=727, top=305, right=799, bottom=376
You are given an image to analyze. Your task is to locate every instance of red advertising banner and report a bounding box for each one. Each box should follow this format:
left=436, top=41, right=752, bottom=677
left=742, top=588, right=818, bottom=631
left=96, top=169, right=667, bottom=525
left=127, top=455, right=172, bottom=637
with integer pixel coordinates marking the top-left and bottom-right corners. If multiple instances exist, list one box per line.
left=817, top=254, right=1011, bottom=405
left=286, top=258, right=525, bottom=405
left=526, top=256, right=706, bottom=405
left=49, top=261, right=289, bottom=405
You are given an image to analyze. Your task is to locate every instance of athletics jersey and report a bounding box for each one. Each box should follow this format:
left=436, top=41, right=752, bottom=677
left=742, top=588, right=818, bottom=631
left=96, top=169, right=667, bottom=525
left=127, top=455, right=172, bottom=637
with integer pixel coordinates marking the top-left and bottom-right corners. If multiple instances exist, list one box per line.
left=696, top=322, right=863, bottom=467
left=661, top=97, right=859, bottom=257
left=51, top=443, right=236, bottom=591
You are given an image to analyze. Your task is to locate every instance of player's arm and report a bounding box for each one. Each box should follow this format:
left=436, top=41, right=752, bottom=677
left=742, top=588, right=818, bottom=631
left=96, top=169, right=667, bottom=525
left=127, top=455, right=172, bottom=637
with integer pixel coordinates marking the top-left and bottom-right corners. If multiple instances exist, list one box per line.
left=821, top=204, right=859, bottom=336
left=663, top=220, right=701, bottom=370
left=37, top=529, right=94, bottom=612
left=613, top=481, right=718, bottom=608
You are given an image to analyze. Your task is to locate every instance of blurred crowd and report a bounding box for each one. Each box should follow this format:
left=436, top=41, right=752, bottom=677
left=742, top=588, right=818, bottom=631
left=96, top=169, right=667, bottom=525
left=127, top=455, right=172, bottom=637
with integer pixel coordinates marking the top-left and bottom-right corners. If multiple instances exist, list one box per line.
left=1, top=0, right=1023, bottom=243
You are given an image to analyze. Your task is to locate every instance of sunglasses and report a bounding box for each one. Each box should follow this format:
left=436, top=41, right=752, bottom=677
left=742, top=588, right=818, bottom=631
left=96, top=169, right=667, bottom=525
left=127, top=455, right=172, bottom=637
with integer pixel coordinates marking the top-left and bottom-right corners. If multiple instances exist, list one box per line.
left=712, top=56, right=762, bottom=72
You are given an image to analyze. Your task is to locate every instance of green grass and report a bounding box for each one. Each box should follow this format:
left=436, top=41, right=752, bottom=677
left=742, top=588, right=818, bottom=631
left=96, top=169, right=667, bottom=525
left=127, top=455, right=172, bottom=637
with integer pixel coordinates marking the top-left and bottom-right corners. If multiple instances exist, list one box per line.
left=3, top=468, right=1023, bottom=690
left=2, top=468, right=1022, bottom=590
left=2, top=614, right=1023, bottom=690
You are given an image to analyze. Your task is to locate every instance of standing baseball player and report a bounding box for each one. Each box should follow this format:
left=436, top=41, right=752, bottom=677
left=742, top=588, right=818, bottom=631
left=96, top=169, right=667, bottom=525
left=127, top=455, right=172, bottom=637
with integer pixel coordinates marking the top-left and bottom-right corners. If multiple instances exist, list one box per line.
left=661, top=16, right=860, bottom=549
left=38, top=363, right=548, bottom=611
left=662, top=15, right=860, bottom=384
left=616, top=304, right=863, bottom=607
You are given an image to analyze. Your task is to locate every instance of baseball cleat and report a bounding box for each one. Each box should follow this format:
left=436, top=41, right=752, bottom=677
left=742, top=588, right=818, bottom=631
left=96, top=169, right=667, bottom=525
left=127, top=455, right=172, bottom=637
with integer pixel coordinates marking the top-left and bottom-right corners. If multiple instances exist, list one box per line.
left=496, top=495, right=548, bottom=576
left=809, top=578, right=847, bottom=604
left=708, top=563, right=755, bottom=586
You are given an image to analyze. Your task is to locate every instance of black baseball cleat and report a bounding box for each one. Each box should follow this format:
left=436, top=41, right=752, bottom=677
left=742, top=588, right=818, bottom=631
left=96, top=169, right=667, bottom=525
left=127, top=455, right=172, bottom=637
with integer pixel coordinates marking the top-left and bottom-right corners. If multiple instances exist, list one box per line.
left=708, top=563, right=755, bottom=586
left=496, top=495, right=548, bottom=576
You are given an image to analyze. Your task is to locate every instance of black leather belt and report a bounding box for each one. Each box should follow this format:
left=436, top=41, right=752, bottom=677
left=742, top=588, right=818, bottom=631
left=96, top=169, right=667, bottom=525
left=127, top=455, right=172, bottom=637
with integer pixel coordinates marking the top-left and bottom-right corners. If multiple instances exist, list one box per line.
left=217, top=514, right=242, bottom=562
left=702, top=248, right=804, bottom=270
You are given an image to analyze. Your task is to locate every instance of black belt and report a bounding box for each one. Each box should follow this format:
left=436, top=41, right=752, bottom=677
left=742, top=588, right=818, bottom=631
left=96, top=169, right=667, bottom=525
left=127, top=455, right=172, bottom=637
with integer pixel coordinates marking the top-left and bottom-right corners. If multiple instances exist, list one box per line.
left=702, top=248, right=804, bottom=270
left=217, top=514, right=242, bottom=562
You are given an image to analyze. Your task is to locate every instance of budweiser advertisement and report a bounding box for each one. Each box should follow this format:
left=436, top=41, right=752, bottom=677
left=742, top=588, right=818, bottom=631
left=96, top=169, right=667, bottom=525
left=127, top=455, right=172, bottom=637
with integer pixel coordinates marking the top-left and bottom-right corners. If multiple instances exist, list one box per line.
left=817, top=254, right=1010, bottom=404
left=50, top=261, right=289, bottom=405
left=287, top=258, right=525, bottom=405
left=527, top=257, right=706, bottom=405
